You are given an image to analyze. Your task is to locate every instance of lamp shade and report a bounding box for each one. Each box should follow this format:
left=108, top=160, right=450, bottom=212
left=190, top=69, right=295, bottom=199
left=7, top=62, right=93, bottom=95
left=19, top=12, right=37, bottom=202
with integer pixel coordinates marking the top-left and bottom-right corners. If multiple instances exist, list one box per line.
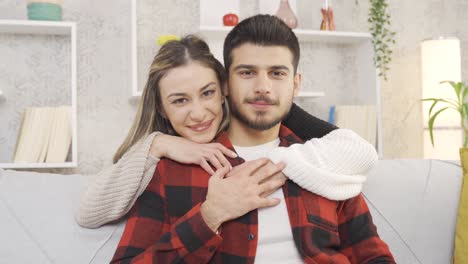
left=421, top=38, right=461, bottom=125
left=421, top=37, right=462, bottom=159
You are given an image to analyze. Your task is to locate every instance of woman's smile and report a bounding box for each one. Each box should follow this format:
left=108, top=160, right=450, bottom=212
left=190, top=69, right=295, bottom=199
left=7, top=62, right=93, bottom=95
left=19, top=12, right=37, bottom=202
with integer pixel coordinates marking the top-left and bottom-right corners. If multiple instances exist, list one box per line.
left=188, top=119, right=213, bottom=132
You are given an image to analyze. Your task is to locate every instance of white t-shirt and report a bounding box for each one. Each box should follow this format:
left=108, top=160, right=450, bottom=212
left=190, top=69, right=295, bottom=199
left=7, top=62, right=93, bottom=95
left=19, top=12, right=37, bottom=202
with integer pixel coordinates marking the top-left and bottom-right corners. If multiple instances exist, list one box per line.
left=233, top=139, right=303, bottom=264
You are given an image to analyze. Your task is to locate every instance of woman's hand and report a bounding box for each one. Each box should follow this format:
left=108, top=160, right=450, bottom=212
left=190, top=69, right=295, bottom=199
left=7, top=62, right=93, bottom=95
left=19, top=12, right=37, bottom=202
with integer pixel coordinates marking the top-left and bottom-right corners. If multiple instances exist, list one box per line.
left=150, top=134, right=237, bottom=174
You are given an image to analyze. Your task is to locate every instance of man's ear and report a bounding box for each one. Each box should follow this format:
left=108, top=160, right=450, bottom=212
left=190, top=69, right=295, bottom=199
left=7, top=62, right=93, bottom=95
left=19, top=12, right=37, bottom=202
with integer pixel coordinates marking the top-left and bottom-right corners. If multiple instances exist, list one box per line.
left=293, top=73, right=302, bottom=97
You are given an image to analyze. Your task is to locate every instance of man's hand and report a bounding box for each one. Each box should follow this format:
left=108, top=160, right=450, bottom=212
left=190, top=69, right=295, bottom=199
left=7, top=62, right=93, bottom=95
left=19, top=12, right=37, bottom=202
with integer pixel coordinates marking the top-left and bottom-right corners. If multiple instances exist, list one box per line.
left=200, top=158, right=286, bottom=232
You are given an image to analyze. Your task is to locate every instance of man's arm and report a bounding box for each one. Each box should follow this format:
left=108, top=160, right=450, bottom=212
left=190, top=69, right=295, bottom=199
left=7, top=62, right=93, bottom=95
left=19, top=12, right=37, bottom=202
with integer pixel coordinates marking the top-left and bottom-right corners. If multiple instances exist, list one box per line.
left=337, top=194, right=396, bottom=264
left=283, top=103, right=337, bottom=140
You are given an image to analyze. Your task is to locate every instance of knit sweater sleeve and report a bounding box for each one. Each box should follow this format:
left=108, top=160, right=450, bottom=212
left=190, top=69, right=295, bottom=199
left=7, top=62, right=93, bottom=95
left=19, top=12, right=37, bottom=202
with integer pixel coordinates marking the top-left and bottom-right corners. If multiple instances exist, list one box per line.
left=268, top=129, right=377, bottom=201
left=75, top=132, right=161, bottom=228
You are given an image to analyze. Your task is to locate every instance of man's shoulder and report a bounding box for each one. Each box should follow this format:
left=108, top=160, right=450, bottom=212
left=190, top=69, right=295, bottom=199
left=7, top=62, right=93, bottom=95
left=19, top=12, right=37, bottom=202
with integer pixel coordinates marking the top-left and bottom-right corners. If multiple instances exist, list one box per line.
left=279, top=125, right=304, bottom=146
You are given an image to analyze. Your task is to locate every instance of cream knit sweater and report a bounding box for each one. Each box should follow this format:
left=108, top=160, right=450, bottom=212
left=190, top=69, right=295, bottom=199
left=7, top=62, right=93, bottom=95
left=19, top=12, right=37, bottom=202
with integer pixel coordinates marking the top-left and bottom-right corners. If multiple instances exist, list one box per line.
left=76, top=129, right=377, bottom=228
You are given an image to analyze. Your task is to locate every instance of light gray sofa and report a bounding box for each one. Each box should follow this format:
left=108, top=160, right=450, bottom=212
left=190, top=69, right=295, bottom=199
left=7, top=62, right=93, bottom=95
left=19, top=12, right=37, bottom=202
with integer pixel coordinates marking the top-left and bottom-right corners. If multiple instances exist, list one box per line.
left=0, top=159, right=462, bottom=264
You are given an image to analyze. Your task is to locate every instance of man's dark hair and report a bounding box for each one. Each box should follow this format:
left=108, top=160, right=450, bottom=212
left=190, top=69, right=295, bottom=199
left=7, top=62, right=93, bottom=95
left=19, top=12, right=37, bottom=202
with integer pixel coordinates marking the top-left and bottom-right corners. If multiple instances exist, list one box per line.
left=223, top=14, right=300, bottom=74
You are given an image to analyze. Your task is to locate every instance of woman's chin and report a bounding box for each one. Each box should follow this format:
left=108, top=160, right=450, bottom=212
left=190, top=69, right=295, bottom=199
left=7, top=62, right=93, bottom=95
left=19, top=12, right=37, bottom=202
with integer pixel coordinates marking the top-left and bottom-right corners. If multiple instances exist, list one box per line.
left=182, top=130, right=217, bottom=144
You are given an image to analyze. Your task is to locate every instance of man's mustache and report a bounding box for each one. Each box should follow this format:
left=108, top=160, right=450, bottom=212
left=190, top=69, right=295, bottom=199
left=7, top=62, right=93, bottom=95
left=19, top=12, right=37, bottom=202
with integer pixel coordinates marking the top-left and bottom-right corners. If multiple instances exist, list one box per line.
left=244, top=95, right=279, bottom=105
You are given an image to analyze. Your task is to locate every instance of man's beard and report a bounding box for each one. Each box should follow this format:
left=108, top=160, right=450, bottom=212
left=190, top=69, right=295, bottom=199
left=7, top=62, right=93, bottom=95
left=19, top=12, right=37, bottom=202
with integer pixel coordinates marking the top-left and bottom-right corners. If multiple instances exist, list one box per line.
left=228, top=95, right=292, bottom=131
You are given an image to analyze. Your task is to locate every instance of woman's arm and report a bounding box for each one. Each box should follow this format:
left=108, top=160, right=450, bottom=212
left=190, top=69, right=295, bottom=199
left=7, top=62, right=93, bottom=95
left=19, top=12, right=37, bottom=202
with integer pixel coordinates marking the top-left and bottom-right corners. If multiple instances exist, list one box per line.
left=76, top=133, right=237, bottom=228
left=110, top=168, right=223, bottom=264
left=268, top=129, right=378, bottom=201
left=75, top=132, right=161, bottom=228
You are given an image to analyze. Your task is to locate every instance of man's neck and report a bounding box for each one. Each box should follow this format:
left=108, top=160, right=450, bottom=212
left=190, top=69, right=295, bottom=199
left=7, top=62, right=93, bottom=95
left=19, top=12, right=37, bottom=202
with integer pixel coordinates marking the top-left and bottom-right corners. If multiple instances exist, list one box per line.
left=227, top=118, right=281, bottom=147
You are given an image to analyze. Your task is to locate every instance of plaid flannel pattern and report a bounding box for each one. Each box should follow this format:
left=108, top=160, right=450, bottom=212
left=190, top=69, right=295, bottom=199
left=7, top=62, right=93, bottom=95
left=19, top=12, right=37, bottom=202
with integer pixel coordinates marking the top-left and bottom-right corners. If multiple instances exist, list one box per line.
left=111, top=125, right=395, bottom=264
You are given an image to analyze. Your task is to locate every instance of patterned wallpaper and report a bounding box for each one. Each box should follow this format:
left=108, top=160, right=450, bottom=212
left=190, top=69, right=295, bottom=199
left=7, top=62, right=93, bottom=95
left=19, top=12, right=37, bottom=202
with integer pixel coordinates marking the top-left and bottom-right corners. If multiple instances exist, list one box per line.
left=0, top=0, right=466, bottom=174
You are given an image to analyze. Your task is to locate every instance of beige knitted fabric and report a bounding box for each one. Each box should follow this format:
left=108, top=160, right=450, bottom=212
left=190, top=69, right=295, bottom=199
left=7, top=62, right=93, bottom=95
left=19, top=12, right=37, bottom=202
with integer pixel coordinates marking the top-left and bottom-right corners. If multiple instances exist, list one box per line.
left=75, top=132, right=160, bottom=228
left=76, top=129, right=376, bottom=228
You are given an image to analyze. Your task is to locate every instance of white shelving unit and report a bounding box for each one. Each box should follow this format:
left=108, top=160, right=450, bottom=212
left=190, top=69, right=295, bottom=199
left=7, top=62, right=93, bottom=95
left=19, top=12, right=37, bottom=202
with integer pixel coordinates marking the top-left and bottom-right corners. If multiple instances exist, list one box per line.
left=199, top=26, right=372, bottom=44
left=0, top=19, right=77, bottom=169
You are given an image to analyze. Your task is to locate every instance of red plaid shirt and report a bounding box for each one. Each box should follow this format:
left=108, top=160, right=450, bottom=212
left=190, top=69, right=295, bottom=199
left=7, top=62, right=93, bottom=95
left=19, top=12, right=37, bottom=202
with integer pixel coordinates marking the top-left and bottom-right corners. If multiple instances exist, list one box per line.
left=111, top=125, right=395, bottom=264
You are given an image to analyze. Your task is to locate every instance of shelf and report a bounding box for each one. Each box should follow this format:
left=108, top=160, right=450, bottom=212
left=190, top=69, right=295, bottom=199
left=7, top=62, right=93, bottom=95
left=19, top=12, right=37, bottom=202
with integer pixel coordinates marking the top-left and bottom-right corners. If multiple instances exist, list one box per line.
left=198, top=26, right=372, bottom=45
left=0, top=19, right=78, bottom=169
left=0, top=162, right=77, bottom=169
left=0, top=19, right=74, bottom=35
left=297, top=91, right=325, bottom=98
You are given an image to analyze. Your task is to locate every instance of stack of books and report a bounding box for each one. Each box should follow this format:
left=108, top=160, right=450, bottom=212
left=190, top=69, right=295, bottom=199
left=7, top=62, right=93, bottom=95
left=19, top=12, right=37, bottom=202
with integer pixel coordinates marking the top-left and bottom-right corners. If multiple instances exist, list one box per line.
left=13, top=106, right=72, bottom=163
left=329, top=104, right=377, bottom=147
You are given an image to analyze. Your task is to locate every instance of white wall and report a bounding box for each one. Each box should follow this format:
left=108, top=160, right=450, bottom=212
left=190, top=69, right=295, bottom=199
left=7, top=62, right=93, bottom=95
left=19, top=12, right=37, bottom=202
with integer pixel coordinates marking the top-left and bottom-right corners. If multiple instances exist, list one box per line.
left=0, top=0, right=467, bottom=174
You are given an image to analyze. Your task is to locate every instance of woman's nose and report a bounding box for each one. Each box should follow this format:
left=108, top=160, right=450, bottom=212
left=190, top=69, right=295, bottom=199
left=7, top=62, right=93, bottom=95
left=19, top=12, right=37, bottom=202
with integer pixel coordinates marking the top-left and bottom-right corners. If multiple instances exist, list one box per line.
left=189, top=101, right=207, bottom=121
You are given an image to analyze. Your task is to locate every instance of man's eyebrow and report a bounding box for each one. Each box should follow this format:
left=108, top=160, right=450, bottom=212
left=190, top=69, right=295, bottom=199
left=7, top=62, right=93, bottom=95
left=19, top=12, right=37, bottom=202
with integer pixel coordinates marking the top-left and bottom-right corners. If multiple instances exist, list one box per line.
left=270, top=65, right=290, bottom=72
left=232, top=64, right=256, bottom=71
left=232, top=64, right=290, bottom=72
left=166, top=82, right=216, bottom=99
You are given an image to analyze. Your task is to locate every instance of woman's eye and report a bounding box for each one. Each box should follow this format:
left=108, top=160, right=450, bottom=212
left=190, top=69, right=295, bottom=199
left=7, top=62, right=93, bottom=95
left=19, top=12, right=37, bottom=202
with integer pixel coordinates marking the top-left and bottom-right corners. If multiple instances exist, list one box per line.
left=202, top=90, right=215, bottom=97
left=172, top=98, right=187, bottom=104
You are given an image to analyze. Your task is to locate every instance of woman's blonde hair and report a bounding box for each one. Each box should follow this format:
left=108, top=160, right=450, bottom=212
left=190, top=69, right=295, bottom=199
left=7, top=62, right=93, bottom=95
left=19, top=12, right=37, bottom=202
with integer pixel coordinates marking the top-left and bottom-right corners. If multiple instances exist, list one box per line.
left=113, top=35, right=229, bottom=163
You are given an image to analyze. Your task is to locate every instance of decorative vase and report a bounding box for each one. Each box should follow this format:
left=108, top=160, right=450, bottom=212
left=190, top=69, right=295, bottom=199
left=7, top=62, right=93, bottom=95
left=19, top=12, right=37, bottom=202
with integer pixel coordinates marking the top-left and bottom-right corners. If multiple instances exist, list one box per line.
left=454, top=148, right=468, bottom=263
left=27, top=0, right=63, bottom=21
left=274, top=0, right=298, bottom=29
left=320, top=0, right=336, bottom=31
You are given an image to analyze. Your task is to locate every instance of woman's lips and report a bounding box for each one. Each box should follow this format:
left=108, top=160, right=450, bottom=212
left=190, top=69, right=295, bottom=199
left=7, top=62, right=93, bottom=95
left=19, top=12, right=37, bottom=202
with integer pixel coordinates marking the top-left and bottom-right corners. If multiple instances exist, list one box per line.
left=188, top=120, right=213, bottom=132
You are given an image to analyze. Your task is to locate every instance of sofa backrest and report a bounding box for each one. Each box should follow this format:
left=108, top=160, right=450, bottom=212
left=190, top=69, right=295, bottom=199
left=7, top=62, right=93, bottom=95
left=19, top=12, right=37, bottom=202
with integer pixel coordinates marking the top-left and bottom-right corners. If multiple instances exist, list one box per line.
left=363, top=159, right=462, bottom=264
left=0, top=159, right=463, bottom=264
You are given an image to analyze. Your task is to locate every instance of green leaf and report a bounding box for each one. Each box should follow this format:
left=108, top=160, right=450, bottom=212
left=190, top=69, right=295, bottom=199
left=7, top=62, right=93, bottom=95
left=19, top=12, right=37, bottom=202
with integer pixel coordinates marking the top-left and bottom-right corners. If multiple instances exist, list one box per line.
left=462, top=83, right=468, bottom=102
left=422, top=98, right=458, bottom=115
left=441, top=81, right=464, bottom=103
left=463, top=103, right=468, bottom=118
left=428, top=107, right=449, bottom=146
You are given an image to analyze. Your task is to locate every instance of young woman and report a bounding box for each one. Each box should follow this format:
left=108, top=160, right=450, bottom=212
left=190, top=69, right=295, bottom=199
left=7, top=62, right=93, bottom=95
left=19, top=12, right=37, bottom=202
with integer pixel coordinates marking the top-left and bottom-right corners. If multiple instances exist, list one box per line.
left=76, top=35, right=377, bottom=229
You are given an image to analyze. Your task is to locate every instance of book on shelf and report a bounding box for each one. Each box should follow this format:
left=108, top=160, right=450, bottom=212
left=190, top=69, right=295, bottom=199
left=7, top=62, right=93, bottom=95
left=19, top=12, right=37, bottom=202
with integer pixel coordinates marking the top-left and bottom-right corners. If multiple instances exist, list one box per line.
left=328, top=104, right=377, bottom=147
left=46, top=106, right=72, bottom=163
left=13, top=106, right=72, bottom=163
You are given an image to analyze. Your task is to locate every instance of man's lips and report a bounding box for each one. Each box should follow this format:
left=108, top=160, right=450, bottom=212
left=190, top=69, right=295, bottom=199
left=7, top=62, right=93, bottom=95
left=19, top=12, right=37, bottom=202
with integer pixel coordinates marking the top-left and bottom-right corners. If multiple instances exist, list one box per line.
left=249, top=100, right=274, bottom=109
left=188, top=120, right=213, bottom=132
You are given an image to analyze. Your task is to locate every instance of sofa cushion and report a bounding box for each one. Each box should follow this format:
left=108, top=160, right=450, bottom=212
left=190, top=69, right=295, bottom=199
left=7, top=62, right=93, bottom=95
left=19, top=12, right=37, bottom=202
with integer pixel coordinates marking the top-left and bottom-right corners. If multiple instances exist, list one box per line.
left=0, top=169, right=121, bottom=264
left=364, top=160, right=462, bottom=264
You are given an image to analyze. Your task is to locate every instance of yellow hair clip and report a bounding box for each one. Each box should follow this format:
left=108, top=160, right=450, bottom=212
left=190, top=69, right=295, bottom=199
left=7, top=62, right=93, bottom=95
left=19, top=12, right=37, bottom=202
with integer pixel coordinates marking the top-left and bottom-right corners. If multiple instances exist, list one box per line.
left=157, top=35, right=181, bottom=46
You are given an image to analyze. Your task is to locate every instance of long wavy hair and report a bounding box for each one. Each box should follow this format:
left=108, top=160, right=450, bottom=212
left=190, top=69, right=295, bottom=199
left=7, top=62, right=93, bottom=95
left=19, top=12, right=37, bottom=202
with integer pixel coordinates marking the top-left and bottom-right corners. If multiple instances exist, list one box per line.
left=113, top=35, right=229, bottom=163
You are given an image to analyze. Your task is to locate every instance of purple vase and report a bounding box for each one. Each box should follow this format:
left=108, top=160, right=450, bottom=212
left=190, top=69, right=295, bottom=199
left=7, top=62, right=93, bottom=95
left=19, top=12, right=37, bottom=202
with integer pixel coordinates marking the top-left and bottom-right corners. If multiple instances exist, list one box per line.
left=275, top=0, right=298, bottom=29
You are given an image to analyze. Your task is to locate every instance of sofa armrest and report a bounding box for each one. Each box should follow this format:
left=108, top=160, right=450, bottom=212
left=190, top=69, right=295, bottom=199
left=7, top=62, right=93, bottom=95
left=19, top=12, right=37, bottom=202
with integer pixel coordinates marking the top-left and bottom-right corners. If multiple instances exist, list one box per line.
left=363, top=160, right=462, bottom=264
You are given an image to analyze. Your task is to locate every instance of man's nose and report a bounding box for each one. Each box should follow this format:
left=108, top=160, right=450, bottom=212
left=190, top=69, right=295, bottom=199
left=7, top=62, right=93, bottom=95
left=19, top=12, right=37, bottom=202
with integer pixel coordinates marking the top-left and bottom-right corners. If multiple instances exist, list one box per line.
left=254, top=72, right=272, bottom=94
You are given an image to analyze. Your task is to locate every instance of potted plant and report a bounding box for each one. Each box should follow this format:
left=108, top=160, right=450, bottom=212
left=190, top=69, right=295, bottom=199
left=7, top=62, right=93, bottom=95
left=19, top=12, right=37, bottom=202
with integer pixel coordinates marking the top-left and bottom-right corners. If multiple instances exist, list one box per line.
left=356, top=0, right=396, bottom=81
left=423, top=80, right=468, bottom=263
left=423, top=81, right=468, bottom=147
left=368, top=0, right=396, bottom=81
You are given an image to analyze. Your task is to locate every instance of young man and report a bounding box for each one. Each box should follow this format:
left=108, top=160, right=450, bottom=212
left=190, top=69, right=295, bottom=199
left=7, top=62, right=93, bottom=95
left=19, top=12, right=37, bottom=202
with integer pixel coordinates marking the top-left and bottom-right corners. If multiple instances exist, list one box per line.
left=111, top=15, right=394, bottom=263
